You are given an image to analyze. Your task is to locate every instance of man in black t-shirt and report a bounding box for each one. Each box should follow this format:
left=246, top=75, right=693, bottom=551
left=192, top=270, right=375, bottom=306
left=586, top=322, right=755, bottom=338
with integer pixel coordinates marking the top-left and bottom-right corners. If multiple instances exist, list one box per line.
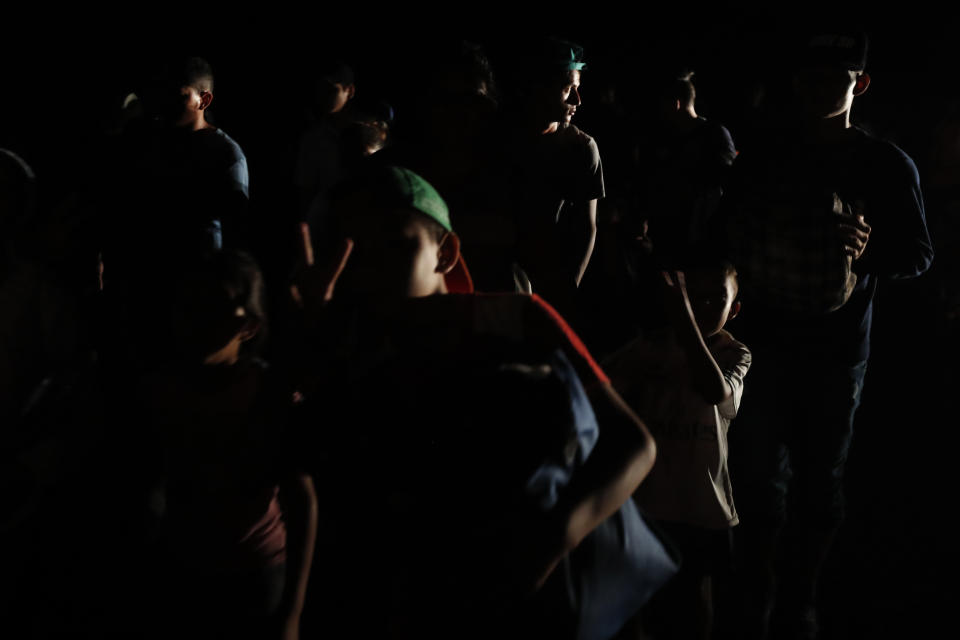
left=507, top=39, right=605, bottom=316
left=638, top=68, right=737, bottom=267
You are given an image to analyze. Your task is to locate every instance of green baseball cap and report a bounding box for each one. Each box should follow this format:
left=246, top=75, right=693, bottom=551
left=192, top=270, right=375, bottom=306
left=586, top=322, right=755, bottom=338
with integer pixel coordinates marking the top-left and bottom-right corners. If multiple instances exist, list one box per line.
left=545, top=38, right=587, bottom=71
left=332, top=165, right=474, bottom=293
left=383, top=165, right=453, bottom=232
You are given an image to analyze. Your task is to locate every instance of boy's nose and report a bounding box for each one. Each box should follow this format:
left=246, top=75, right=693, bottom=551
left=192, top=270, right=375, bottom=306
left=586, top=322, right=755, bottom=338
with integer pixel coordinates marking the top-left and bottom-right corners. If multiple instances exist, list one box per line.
left=567, top=88, right=581, bottom=106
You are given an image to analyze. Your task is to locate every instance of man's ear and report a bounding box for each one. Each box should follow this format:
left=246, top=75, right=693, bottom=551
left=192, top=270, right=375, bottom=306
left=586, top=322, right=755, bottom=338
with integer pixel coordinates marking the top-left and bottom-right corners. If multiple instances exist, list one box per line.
left=436, top=232, right=461, bottom=275
left=199, top=90, right=214, bottom=110
left=728, top=300, right=742, bottom=323
left=853, top=72, right=870, bottom=97
left=346, top=84, right=356, bottom=101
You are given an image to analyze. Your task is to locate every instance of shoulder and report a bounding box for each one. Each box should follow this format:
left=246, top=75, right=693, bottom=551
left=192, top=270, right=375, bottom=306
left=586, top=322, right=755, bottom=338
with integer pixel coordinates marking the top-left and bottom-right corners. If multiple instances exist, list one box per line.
left=561, top=125, right=603, bottom=181
left=850, top=127, right=919, bottom=180
left=701, top=119, right=736, bottom=147
left=564, top=124, right=600, bottom=155
left=708, top=330, right=752, bottom=368
left=212, top=128, right=247, bottom=161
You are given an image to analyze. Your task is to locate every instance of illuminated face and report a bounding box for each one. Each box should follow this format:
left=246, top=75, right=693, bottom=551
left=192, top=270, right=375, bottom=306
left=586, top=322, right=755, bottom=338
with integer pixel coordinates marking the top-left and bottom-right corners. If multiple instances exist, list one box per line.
left=794, top=66, right=860, bottom=120
left=686, top=271, right=739, bottom=338
left=174, top=85, right=205, bottom=126
left=559, top=69, right=582, bottom=125
left=340, top=208, right=446, bottom=299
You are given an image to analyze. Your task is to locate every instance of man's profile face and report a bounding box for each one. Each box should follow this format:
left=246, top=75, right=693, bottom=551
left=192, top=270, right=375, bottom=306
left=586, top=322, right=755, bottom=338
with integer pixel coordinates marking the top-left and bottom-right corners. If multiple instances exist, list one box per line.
left=558, top=69, right=582, bottom=125
left=794, top=66, right=860, bottom=120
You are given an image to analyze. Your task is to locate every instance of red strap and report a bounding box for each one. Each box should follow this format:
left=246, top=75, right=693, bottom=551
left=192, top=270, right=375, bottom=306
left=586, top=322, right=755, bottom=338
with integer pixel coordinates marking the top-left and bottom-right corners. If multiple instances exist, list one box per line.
left=530, top=294, right=610, bottom=385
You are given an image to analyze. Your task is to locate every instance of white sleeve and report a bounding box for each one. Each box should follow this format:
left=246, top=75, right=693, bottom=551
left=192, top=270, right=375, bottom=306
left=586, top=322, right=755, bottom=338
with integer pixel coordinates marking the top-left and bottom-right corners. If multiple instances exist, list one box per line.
left=714, top=337, right=752, bottom=420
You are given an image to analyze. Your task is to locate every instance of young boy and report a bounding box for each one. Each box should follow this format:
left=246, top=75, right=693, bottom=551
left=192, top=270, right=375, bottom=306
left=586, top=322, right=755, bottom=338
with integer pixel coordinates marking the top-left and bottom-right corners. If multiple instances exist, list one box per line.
left=603, top=260, right=751, bottom=640
left=290, top=165, right=673, bottom=639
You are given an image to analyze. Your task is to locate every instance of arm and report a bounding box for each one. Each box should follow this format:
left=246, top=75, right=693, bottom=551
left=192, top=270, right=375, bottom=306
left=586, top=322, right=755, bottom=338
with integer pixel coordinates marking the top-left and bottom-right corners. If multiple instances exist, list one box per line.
left=663, top=271, right=732, bottom=405
left=856, top=150, right=934, bottom=279
left=518, top=379, right=656, bottom=594
left=569, top=198, right=598, bottom=287
left=558, top=380, right=656, bottom=545
left=275, top=471, right=318, bottom=639
left=503, top=295, right=655, bottom=593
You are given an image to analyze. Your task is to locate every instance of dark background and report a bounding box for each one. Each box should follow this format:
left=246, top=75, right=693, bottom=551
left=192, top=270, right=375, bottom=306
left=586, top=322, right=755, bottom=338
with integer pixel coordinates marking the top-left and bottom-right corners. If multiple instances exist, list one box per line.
left=2, top=7, right=956, bottom=637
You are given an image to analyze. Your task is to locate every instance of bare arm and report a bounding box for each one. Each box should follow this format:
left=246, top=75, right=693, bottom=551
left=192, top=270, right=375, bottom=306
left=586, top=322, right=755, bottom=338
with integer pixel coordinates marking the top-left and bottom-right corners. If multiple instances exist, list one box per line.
left=570, top=198, right=598, bottom=287
left=522, top=380, right=655, bottom=593
left=276, top=471, right=318, bottom=639
left=664, top=271, right=732, bottom=405
left=560, top=381, right=656, bottom=544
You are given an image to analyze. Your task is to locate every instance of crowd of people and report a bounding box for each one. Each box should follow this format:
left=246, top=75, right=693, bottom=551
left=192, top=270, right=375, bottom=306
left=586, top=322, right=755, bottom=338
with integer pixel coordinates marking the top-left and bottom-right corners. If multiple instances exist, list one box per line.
left=0, top=23, right=938, bottom=640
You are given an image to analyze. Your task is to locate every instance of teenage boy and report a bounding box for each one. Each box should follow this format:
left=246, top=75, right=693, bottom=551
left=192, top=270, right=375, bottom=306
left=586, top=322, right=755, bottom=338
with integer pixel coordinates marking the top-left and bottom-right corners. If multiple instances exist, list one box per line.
left=296, top=61, right=357, bottom=247
left=145, top=56, right=248, bottom=248
left=638, top=69, right=737, bottom=267
left=105, top=56, right=249, bottom=291
left=508, top=39, right=605, bottom=316
left=715, top=28, right=933, bottom=639
left=292, top=165, right=672, bottom=639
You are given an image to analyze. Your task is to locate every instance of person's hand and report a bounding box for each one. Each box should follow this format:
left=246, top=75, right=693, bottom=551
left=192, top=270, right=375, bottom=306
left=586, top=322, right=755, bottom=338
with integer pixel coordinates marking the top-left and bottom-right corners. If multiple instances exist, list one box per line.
left=660, top=270, right=695, bottom=321
left=635, top=219, right=654, bottom=255
left=838, top=214, right=871, bottom=261
left=289, top=222, right=353, bottom=310
left=475, top=513, right=569, bottom=605
left=661, top=269, right=688, bottom=295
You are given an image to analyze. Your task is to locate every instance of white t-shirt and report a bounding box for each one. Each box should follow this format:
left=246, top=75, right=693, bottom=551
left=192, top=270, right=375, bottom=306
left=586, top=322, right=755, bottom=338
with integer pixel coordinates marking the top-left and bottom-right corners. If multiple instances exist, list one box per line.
left=604, top=328, right=751, bottom=529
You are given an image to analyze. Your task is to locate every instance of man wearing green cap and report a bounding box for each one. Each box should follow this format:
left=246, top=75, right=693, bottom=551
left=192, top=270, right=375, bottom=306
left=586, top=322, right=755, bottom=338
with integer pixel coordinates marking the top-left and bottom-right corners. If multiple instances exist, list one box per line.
left=507, top=38, right=605, bottom=317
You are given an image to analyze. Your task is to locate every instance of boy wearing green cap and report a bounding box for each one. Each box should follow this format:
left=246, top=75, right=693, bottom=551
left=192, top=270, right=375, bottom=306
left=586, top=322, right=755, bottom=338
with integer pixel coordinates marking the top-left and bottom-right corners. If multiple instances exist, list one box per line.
left=291, top=165, right=671, bottom=639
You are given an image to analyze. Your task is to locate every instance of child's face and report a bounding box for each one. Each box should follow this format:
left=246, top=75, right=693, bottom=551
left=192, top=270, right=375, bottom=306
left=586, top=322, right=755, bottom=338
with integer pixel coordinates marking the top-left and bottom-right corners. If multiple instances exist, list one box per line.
left=341, top=208, right=447, bottom=300
left=685, top=271, right=739, bottom=338
left=171, top=280, right=249, bottom=364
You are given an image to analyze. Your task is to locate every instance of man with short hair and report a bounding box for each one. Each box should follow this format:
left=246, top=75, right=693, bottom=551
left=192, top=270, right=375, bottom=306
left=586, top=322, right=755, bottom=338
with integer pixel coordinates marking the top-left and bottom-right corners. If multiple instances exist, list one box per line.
left=638, top=68, right=737, bottom=267
left=149, top=56, right=249, bottom=246
left=101, top=56, right=250, bottom=371
left=108, top=55, right=249, bottom=271
left=716, top=28, right=933, bottom=639
left=507, top=39, right=605, bottom=316
left=296, top=60, right=358, bottom=249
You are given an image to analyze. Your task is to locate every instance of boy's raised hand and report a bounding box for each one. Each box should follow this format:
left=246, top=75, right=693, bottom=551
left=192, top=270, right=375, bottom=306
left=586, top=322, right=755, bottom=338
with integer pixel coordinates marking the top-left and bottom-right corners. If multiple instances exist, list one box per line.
left=660, top=269, right=696, bottom=322
left=289, top=222, right=354, bottom=309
